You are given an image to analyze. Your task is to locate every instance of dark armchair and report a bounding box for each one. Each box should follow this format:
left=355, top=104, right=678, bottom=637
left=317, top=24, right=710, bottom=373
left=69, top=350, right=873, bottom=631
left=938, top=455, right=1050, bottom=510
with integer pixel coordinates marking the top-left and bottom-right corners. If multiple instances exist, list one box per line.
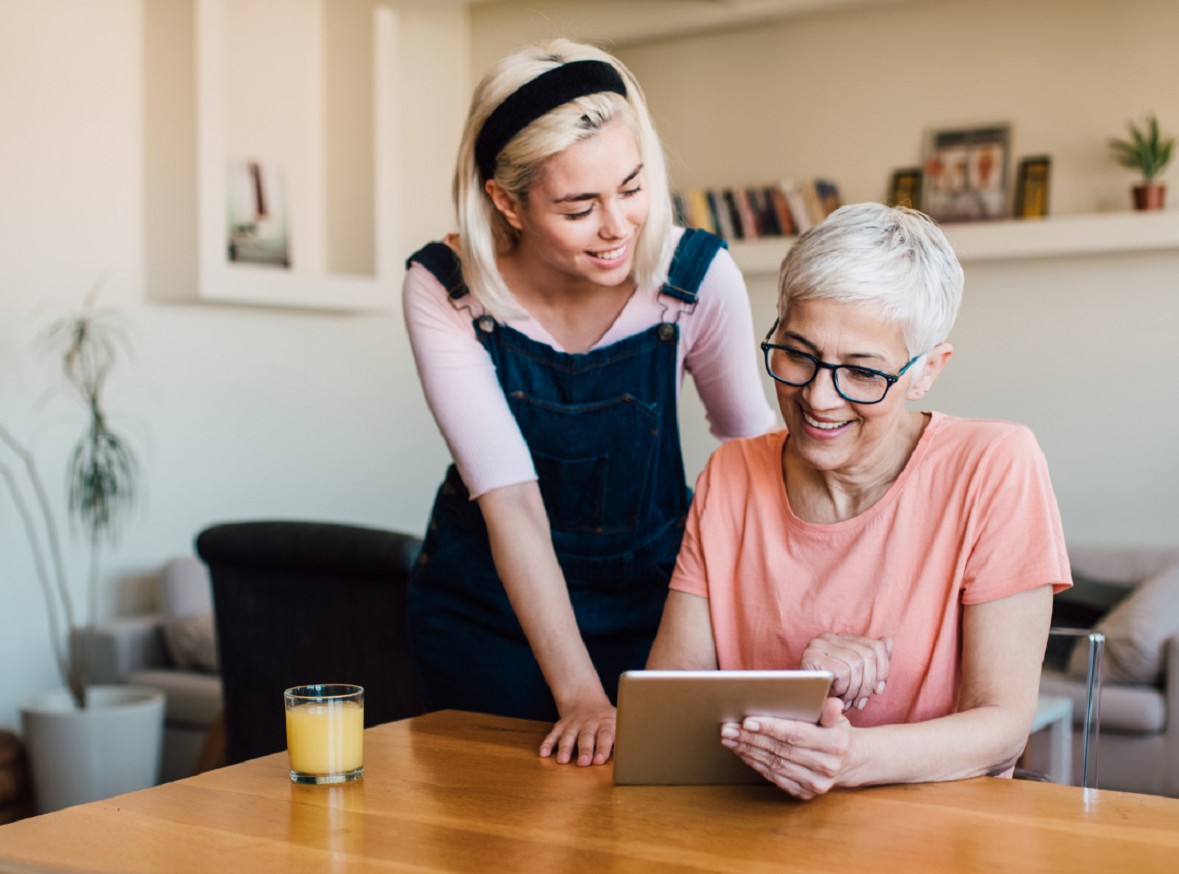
left=195, top=521, right=426, bottom=765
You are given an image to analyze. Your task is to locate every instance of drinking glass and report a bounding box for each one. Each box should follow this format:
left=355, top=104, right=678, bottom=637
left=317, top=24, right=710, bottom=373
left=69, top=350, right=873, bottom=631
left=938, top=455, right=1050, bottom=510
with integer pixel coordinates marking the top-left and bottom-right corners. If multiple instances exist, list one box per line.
left=284, top=684, right=364, bottom=784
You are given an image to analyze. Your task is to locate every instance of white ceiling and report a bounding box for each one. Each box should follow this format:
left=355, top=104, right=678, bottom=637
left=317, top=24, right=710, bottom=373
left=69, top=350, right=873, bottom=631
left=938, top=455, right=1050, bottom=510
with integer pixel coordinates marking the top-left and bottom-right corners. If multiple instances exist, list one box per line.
left=457, top=1, right=926, bottom=48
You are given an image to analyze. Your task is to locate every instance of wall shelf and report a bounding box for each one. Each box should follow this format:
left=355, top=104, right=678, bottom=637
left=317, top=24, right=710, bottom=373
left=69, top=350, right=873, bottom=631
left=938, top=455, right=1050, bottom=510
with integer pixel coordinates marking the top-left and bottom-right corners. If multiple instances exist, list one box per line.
left=727, top=210, right=1179, bottom=277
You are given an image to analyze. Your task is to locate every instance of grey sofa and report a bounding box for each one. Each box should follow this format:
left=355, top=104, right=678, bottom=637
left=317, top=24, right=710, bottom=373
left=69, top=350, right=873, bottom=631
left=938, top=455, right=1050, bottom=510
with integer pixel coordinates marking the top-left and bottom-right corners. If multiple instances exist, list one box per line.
left=1027, top=545, right=1179, bottom=797
left=82, top=557, right=222, bottom=783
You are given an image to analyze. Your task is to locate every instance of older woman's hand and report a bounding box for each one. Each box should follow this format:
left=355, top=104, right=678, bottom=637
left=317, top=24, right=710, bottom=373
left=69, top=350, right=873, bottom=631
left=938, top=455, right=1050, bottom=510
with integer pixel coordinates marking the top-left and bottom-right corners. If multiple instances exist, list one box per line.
left=720, top=698, right=850, bottom=799
left=800, top=633, right=893, bottom=712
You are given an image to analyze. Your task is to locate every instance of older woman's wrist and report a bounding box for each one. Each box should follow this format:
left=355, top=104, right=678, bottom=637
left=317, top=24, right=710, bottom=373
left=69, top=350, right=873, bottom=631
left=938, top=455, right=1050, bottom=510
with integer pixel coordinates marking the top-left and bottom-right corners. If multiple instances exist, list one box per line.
left=834, top=725, right=874, bottom=789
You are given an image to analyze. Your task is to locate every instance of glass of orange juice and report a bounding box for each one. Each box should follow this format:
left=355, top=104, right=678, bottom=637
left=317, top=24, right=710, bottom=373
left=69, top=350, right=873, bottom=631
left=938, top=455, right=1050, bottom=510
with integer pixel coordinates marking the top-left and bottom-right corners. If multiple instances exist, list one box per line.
left=284, top=684, right=365, bottom=784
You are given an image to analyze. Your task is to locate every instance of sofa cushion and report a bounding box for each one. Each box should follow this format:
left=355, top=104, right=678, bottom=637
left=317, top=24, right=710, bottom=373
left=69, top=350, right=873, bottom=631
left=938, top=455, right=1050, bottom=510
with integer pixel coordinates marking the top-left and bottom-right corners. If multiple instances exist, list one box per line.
left=1068, top=563, right=1179, bottom=685
left=163, top=612, right=219, bottom=673
left=159, top=557, right=213, bottom=619
left=1068, top=546, right=1179, bottom=586
left=1045, top=572, right=1135, bottom=670
left=156, top=556, right=218, bottom=673
left=126, top=669, right=222, bottom=728
left=1041, top=670, right=1166, bottom=734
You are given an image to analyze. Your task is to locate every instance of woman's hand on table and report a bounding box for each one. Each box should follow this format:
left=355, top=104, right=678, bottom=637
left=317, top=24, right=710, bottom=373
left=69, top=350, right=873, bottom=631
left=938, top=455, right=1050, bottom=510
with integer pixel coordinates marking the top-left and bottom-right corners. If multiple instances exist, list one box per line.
left=721, top=697, right=851, bottom=800
left=801, top=632, right=893, bottom=712
left=538, top=696, right=617, bottom=767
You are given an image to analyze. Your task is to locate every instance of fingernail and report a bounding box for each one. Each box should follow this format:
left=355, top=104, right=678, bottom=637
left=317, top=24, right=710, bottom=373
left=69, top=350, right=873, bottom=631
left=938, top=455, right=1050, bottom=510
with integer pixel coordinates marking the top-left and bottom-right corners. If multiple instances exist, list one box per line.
left=721, top=737, right=737, bottom=749
left=844, top=699, right=853, bottom=711
left=743, top=718, right=761, bottom=731
left=857, top=697, right=868, bottom=710
left=876, top=681, right=886, bottom=695
left=721, top=725, right=739, bottom=739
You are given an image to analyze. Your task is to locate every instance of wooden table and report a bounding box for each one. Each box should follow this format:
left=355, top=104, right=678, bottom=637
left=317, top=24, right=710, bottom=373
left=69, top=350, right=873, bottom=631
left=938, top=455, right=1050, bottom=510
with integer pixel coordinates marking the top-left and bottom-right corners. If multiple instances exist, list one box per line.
left=1, top=710, right=1177, bottom=873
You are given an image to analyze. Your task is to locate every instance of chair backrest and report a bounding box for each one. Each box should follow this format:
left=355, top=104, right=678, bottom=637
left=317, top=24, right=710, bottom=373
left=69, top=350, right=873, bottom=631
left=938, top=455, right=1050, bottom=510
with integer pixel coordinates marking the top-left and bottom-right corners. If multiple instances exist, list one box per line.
left=196, top=521, right=426, bottom=765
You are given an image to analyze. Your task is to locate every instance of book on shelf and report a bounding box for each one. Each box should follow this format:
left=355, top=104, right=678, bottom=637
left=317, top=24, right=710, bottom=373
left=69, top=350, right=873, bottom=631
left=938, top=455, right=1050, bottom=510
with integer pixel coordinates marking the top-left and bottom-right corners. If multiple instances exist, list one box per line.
left=778, top=180, right=815, bottom=234
left=800, top=183, right=826, bottom=227
left=757, top=187, right=778, bottom=236
left=683, top=189, right=716, bottom=234
left=768, top=186, right=796, bottom=236
left=748, top=188, right=776, bottom=237
left=673, top=178, right=843, bottom=241
left=813, top=179, right=843, bottom=218
left=707, top=190, right=733, bottom=240
left=721, top=190, right=745, bottom=240
left=733, top=189, right=759, bottom=240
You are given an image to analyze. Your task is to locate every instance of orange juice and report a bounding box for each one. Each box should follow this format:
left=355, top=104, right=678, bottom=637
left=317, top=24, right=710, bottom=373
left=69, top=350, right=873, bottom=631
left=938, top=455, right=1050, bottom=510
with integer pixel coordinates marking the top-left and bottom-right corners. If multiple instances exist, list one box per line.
left=286, top=700, right=364, bottom=776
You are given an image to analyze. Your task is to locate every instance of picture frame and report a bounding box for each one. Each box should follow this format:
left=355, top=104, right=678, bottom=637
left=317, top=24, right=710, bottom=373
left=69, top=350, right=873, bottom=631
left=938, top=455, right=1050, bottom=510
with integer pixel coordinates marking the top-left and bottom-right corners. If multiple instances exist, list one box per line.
left=922, top=124, right=1011, bottom=222
left=888, top=167, right=923, bottom=210
left=226, top=158, right=291, bottom=268
left=1014, top=155, right=1052, bottom=219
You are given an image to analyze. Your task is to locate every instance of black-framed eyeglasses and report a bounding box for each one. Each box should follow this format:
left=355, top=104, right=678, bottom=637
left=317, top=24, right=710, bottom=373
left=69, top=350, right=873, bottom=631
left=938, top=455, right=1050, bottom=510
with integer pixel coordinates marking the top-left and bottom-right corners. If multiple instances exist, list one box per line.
left=761, top=321, right=923, bottom=405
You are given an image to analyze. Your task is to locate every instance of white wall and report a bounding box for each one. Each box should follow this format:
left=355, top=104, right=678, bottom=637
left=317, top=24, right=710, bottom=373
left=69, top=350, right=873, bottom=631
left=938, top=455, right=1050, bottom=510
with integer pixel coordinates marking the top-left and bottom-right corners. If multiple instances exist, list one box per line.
left=0, top=0, right=466, bottom=730
left=608, top=0, right=1179, bottom=549
left=468, top=0, right=1179, bottom=548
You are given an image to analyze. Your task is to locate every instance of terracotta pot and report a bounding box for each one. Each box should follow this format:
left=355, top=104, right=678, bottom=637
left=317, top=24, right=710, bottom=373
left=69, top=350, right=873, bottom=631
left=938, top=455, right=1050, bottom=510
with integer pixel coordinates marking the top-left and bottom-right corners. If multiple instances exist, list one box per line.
left=1132, top=183, right=1166, bottom=210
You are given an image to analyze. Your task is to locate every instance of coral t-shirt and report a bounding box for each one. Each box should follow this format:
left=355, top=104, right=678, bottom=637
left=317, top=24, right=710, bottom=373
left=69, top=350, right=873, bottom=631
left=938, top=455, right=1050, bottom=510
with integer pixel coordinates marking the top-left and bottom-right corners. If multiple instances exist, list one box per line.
left=669, top=413, right=1071, bottom=727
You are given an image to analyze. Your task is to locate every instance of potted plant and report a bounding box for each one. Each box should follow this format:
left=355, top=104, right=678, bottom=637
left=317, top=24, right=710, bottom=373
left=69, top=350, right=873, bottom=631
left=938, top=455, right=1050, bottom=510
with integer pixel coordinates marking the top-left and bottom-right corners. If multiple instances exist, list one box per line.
left=1109, top=113, right=1175, bottom=210
left=0, top=284, right=163, bottom=813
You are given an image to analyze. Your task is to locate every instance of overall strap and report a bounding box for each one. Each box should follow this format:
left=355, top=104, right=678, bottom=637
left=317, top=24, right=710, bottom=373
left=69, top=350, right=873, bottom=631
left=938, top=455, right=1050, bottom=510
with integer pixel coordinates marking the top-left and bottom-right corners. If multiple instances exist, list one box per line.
left=659, top=227, right=727, bottom=305
left=406, top=242, right=468, bottom=300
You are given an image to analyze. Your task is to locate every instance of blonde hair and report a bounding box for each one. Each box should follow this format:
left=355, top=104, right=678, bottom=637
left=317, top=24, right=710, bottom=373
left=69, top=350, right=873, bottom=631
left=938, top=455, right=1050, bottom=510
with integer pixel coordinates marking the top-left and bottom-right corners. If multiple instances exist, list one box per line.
left=454, top=39, right=674, bottom=319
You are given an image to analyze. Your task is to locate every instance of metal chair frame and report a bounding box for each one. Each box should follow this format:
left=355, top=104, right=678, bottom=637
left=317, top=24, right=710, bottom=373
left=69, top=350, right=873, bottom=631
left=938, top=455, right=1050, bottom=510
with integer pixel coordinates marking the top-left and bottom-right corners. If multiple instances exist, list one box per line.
left=1046, top=627, right=1105, bottom=789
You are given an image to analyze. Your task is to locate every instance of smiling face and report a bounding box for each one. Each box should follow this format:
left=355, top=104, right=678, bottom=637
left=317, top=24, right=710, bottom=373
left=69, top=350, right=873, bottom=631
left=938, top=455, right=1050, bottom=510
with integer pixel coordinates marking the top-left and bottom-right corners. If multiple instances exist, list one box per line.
left=487, top=119, right=649, bottom=292
left=772, top=297, right=951, bottom=484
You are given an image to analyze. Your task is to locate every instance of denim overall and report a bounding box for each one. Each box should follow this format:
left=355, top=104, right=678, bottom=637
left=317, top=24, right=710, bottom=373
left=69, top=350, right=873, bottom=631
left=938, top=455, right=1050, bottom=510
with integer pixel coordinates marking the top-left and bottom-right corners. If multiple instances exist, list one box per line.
left=406, top=229, right=726, bottom=721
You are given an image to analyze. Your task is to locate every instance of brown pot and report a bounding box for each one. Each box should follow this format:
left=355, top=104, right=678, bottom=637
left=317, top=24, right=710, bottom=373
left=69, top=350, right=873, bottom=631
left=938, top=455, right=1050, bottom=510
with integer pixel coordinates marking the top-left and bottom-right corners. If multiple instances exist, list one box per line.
left=1132, top=183, right=1166, bottom=210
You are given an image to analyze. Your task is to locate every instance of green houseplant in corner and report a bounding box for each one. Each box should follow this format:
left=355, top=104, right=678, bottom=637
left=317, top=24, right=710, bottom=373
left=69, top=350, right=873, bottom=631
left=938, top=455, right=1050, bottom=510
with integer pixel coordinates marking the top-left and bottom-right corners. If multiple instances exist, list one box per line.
left=0, top=285, right=164, bottom=814
left=1109, top=113, right=1175, bottom=210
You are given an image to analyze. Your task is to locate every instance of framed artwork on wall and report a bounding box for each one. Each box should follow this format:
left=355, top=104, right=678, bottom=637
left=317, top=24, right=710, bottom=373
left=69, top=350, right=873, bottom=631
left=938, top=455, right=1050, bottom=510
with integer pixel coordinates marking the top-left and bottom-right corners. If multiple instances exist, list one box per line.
left=226, top=159, right=290, bottom=268
left=922, top=124, right=1010, bottom=222
left=1014, top=155, right=1052, bottom=218
left=888, top=167, right=923, bottom=210
left=194, top=0, right=400, bottom=312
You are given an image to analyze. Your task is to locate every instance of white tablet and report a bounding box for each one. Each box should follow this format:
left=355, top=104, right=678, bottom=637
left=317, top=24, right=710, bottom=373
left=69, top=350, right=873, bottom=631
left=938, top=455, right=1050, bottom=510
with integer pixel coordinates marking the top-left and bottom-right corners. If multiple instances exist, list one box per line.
left=613, top=669, right=834, bottom=785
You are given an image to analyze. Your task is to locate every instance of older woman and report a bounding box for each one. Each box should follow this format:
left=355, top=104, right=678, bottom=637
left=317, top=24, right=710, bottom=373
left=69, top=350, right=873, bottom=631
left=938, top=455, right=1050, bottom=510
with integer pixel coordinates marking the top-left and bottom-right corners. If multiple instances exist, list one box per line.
left=647, top=202, right=1071, bottom=799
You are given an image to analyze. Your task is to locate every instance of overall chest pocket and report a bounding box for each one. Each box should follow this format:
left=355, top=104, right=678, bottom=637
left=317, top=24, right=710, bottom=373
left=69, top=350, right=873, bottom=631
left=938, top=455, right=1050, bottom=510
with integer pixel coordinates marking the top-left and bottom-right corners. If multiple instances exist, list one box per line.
left=508, top=391, right=661, bottom=536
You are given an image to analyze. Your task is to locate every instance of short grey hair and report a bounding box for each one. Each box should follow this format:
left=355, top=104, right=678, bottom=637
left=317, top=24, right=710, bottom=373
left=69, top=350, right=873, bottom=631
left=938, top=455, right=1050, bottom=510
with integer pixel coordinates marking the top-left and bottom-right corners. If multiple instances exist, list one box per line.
left=776, top=203, right=964, bottom=370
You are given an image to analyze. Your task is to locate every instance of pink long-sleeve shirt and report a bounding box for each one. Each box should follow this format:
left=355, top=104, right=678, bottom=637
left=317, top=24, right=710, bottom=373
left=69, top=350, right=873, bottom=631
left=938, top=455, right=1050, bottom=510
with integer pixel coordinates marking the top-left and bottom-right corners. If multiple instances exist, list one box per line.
left=403, top=229, right=778, bottom=499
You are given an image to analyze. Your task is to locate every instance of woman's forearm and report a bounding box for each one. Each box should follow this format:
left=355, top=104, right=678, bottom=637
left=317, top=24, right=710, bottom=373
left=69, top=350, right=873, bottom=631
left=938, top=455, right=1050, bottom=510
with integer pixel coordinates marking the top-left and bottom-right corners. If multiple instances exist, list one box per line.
left=478, top=482, right=608, bottom=708
left=842, top=589, right=1050, bottom=787
left=729, top=588, right=1053, bottom=796
left=841, top=704, right=1035, bottom=787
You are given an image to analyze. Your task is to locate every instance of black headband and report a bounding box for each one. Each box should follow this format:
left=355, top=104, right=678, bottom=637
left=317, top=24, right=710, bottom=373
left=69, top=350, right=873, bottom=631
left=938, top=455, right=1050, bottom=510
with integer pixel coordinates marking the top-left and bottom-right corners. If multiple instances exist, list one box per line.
left=474, top=59, right=628, bottom=181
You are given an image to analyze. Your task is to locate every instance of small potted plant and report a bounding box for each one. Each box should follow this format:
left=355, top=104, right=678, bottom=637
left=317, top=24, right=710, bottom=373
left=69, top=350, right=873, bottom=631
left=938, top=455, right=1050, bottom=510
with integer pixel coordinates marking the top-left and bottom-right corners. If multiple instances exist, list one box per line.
left=1109, top=113, right=1175, bottom=210
left=1, top=283, right=162, bottom=813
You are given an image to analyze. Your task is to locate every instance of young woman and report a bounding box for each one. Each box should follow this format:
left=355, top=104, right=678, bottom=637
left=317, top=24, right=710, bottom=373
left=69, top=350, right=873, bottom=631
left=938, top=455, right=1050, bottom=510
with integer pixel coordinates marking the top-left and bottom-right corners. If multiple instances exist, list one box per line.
left=402, top=39, right=775, bottom=767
